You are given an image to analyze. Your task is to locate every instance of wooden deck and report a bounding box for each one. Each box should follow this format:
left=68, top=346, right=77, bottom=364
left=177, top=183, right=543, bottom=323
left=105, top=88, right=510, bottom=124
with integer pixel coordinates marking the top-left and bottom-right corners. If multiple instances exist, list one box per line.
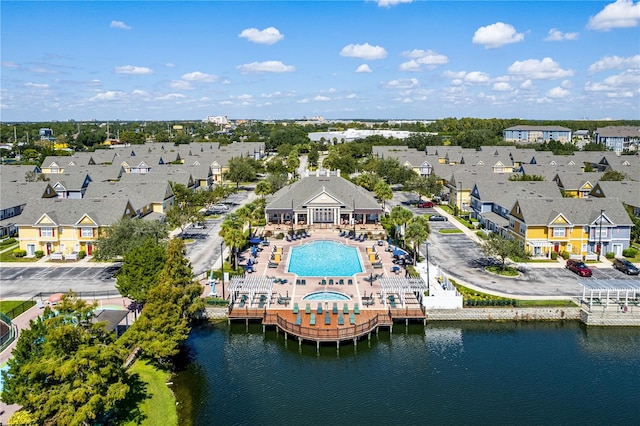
left=229, top=307, right=425, bottom=343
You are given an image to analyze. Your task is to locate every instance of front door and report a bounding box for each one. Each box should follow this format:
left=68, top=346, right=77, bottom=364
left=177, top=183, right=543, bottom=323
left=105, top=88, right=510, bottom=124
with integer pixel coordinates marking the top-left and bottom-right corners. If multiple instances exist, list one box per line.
left=46, top=243, right=52, bottom=255
left=553, top=243, right=560, bottom=253
left=26, top=244, right=35, bottom=256
left=87, top=243, right=93, bottom=256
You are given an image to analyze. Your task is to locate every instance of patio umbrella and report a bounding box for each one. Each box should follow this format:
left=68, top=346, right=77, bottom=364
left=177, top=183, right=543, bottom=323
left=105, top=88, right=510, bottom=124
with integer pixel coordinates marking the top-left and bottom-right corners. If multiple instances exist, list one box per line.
left=48, top=293, right=64, bottom=304
left=249, top=237, right=262, bottom=244
left=393, top=247, right=408, bottom=257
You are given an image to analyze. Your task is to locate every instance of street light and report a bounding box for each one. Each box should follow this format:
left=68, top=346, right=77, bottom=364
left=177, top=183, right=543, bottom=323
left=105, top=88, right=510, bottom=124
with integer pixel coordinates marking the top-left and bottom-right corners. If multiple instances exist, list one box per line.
left=424, top=241, right=430, bottom=287
left=458, top=181, right=463, bottom=217
left=220, top=241, right=225, bottom=299
left=597, top=209, right=605, bottom=261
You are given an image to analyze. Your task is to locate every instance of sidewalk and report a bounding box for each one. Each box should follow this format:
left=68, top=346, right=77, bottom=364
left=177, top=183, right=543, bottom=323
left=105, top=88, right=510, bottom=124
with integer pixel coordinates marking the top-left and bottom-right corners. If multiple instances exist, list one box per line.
left=0, top=255, right=119, bottom=269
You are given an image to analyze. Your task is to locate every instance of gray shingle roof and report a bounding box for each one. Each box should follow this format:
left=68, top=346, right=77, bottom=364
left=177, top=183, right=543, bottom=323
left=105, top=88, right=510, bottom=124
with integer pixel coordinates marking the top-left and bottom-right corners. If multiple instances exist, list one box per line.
left=16, top=198, right=134, bottom=226
left=514, top=197, right=631, bottom=226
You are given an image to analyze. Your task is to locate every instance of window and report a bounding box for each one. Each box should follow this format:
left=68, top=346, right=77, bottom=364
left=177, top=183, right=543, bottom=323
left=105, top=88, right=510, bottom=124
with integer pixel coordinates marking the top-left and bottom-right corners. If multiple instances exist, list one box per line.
left=520, top=224, right=526, bottom=235
left=81, top=227, right=94, bottom=238
left=41, top=227, right=53, bottom=237
left=552, top=227, right=566, bottom=237
left=594, top=228, right=607, bottom=238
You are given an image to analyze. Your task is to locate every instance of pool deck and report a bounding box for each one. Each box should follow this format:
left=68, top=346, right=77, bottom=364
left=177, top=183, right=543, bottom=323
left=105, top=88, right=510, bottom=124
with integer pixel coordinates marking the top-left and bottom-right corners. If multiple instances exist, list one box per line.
left=226, top=229, right=426, bottom=344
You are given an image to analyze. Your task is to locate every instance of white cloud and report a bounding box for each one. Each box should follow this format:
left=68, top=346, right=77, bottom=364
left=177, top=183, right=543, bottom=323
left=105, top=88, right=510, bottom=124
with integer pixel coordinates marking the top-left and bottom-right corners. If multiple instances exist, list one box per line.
left=520, top=79, right=534, bottom=89
left=346, top=93, right=357, bottom=99
left=170, top=80, right=194, bottom=90
left=492, top=82, right=512, bottom=91
left=400, top=49, right=449, bottom=71
left=561, top=80, right=572, bottom=89
left=314, top=95, right=330, bottom=101
left=155, top=93, right=186, bottom=101
left=585, top=70, right=640, bottom=93
left=1, top=61, right=19, bottom=68
left=443, top=70, right=466, bottom=79
left=260, top=91, right=296, bottom=98
left=588, top=55, right=640, bottom=73
left=238, top=27, right=284, bottom=45
left=115, top=65, right=153, bottom=75
left=547, top=87, right=570, bottom=98
left=110, top=20, right=131, bottom=30
left=181, top=71, right=218, bottom=82
left=399, top=60, right=421, bottom=72
left=328, top=88, right=336, bottom=94
left=355, top=64, right=372, bottom=73
left=131, top=89, right=149, bottom=97
left=340, top=43, right=387, bottom=60
left=236, top=61, right=295, bottom=73
left=464, top=71, right=491, bottom=84
left=587, top=0, right=640, bottom=31
left=236, top=94, right=253, bottom=100
left=383, top=78, right=419, bottom=89
left=472, top=22, right=525, bottom=48
left=376, top=0, right=412, bottom=7
left=544, top=28, right=579, bottom=41
left=24, top=82, right=49, bottom=89
left=90, top=91, right=124, bottom=101
left=166, top=63, right=176, bottom=68
left=508, top=57, right=574, bottom=79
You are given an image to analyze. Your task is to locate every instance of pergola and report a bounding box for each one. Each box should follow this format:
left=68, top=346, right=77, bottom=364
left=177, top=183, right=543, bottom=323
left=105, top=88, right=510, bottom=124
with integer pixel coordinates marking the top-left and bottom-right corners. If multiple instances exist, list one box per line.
left=378, top=277, right=427, bottom=308
left=578, top=279, right=640, bottom=308
left=229, top=276, right=275, bottom=307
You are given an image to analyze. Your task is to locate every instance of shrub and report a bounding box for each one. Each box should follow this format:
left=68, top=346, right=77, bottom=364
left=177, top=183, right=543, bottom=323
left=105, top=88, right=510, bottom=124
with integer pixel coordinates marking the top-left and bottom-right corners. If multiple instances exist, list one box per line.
left=0, top=237, right=17, bottom=247
left=78, top=250, right=86, bottom=259
left=550, top=251, right=558, bottom=260
left=605, top=252, right=615, bottom=260
left=560, top=251, right=570, bottom=260
left=622, top=247, right=638, bottom=258
left=34, top=250, right=44, bottom=258
left=13, top=249, right=27, bottom=258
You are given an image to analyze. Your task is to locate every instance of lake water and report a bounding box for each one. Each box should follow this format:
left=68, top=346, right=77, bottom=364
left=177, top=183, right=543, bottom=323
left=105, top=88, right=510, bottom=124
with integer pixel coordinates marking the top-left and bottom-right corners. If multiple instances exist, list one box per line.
left=173, top=321, right=640, bottom=426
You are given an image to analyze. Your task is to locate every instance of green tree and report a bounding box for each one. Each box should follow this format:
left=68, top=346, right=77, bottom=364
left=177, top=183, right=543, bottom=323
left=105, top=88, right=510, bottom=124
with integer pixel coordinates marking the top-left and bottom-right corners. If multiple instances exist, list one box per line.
left=225, top=157, right=258, bottom=188
left=509, top=174, right=545, bottom=181
left=307, top=145, right=319, bottom=167
left=354, top=173, right=381, bottom=191
left=389, top=206, right=414, bottom=246
left=374, top=181, right=393, bottom=212
left=1, top=293, right=130, bottom=426
left=165, top=204, right=203, bottom=235
left=405, top=216, right=430, bottom=265
left=119, top=131, right=145, bottom=145
left=116, top=239, right=167, bottom=303
left=480, top=233, right=530, bottom=271
left=95, top=218, right=168, bottom=260
left=220, top=212, right=247, bottom=269
left=601, top=170, right=628, bottom=181
left=255, top=180, right=272, bottom=198
left=405, top=174, right=443, bottom=200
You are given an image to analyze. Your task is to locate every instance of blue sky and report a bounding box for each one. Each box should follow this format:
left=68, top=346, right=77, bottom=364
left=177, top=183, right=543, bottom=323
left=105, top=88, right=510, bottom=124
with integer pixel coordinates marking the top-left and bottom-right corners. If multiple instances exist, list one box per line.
left=1, top=0, right=639, bottom=121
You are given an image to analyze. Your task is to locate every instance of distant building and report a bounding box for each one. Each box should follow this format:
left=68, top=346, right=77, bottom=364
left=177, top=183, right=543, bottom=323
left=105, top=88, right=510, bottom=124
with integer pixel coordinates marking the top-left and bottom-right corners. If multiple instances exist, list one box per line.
left=594, top=126, right=640, bottom=153
left=503, top=125, right=571, bottom=144
left=308, top=129, right=414, bottom=144
left=203, top=115, right=229, bottom=125
left=39, top=128, right=54, bottom=140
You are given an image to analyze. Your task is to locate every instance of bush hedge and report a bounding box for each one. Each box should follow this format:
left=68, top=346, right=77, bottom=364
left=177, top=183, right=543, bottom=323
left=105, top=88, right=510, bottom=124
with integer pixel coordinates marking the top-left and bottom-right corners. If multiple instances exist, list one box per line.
left=605, top=252, right=615, bottom=260
left=0, top=238, right=17, bottom=247
left=35, top=250, right=44, bottom=258
left=13, top=249, right=27, bottom=258
left=623, top=247, right=637, bottom=258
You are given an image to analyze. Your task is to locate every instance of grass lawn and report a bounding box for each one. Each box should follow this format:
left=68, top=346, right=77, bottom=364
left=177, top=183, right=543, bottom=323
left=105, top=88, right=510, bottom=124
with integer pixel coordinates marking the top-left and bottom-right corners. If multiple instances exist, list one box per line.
left=0, top=300, right=36, bottom=318
left=0, top=250, right=39, bottom=262
left=453, top=280, right=576, bottom=307
left=486, top=266, right=519, bottom=276
left=124, top=360, right=178, bottom=426
left=438, top=229, right=463, bottom=234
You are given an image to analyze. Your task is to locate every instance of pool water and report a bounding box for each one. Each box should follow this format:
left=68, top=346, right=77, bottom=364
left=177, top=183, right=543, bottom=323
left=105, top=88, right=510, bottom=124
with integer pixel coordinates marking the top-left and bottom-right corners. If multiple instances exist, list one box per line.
left=288, top=240, right=363, bottom=277
left=302, top=291, right=351, bottom=301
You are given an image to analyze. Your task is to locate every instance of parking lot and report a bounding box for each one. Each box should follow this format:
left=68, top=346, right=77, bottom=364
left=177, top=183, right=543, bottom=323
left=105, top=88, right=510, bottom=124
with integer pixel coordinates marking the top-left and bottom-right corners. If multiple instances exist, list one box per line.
left=391, top=191, right=639, bottom=298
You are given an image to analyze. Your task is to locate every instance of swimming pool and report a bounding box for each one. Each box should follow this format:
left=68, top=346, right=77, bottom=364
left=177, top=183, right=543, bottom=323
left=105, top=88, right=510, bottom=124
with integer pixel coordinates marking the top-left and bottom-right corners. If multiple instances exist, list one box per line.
left=288, top=240, right=363, bottom=277
left=302, top=291, right=351, bottom=301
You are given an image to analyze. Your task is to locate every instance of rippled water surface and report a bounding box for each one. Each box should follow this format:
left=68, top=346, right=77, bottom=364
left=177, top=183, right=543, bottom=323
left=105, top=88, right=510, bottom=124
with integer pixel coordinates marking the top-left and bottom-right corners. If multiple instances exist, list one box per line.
left=173, top=321, right=640, bottom=426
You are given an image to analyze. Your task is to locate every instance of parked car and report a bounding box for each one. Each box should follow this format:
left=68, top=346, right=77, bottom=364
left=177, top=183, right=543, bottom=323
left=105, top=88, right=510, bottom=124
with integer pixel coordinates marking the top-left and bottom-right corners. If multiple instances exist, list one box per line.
left=612, top=258, right=640, bottom=275
left=428, top=214, right=447, bottom=222
left=207, top=204, right=229, bottom=214
left=566, top=259, right=592, bottom=277
left=418, top=201, right=434, bottom=208
left=192, top=222, right=207, bottom=229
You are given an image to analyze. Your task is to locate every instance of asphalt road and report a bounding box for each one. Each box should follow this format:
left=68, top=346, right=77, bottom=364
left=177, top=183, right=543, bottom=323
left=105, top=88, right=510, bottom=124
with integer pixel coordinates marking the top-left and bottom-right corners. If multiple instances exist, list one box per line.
left=392, top=191, right=640, bottom=298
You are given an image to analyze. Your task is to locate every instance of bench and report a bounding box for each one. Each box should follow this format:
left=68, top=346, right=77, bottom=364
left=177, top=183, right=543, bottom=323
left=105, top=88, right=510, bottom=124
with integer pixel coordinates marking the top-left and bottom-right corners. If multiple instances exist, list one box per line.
left=293, top=303, right=299, bottom=314
left=338, top=314, right=344, bottom=326
left=349, top=312, right=356, bottom=325
left=324, top=312, right=331, bottom=325
left=310, top=313, right=316, bottom=326
left=354, top=303, right=360, bottom=314
left=295, top=313, right=302, bottom=325
left=305, top=303, right=311, bottom=314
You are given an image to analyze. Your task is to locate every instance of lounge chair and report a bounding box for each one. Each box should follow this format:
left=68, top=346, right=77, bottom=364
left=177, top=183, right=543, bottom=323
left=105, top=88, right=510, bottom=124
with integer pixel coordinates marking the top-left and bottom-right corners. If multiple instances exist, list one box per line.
left=347, top=279, right=353, bottom=285
left=343, top=303, right=349, bottom=314
left=349, top=312, right=356, bottom=325
left=310, top=313, right=316, bottom=326
left=389, top=295, right=397, bottom=308
left=317, top=303, right=323, bottom=314
left=338, top=314, right=344, bottom=326
left=295, top=313, right=302, bottom=325
left=280, top=279, right=288, bottom=284
left=373, top=262, right=383, bottom=269
left=324, top=312, right=331, bottom=325
left=332, top=302, right=338, bottom=314
left=354, top=303, right=360, bottom=314
left=328, top=279, right=334, bottom=285
left=293, top=303, right=299, bottom=314
left=268, top=261, right=278, bottom=268
left=296, top=279, right=301, bottom=285
left=320, top=279, right=326, bottom=285
left=259, top=295, right=267, bottom=308
left=305, top=303, right=311, bottom=314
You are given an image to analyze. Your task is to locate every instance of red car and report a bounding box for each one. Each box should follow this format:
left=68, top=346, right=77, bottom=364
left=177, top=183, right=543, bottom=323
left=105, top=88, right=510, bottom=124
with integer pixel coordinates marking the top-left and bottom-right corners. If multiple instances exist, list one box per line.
left=418, top=201, right=434, bottom=208
left=566, top=259, right=592, bottom=277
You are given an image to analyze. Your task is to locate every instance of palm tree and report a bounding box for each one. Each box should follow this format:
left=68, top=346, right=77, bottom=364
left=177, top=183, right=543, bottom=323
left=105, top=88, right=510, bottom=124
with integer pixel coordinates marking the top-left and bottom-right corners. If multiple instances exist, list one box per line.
left=219, top=213, right=246, bottom=269
left=405, top=216, right=430, bottom=265
left=374, top=181, right=393, bottom=213
left=389, top=206, right=413, bottom=247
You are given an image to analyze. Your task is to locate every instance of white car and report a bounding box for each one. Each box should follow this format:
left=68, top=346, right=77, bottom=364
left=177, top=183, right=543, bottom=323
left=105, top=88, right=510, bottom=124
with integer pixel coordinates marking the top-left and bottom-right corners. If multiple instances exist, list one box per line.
left=208, top=204, right=229, bottom=213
